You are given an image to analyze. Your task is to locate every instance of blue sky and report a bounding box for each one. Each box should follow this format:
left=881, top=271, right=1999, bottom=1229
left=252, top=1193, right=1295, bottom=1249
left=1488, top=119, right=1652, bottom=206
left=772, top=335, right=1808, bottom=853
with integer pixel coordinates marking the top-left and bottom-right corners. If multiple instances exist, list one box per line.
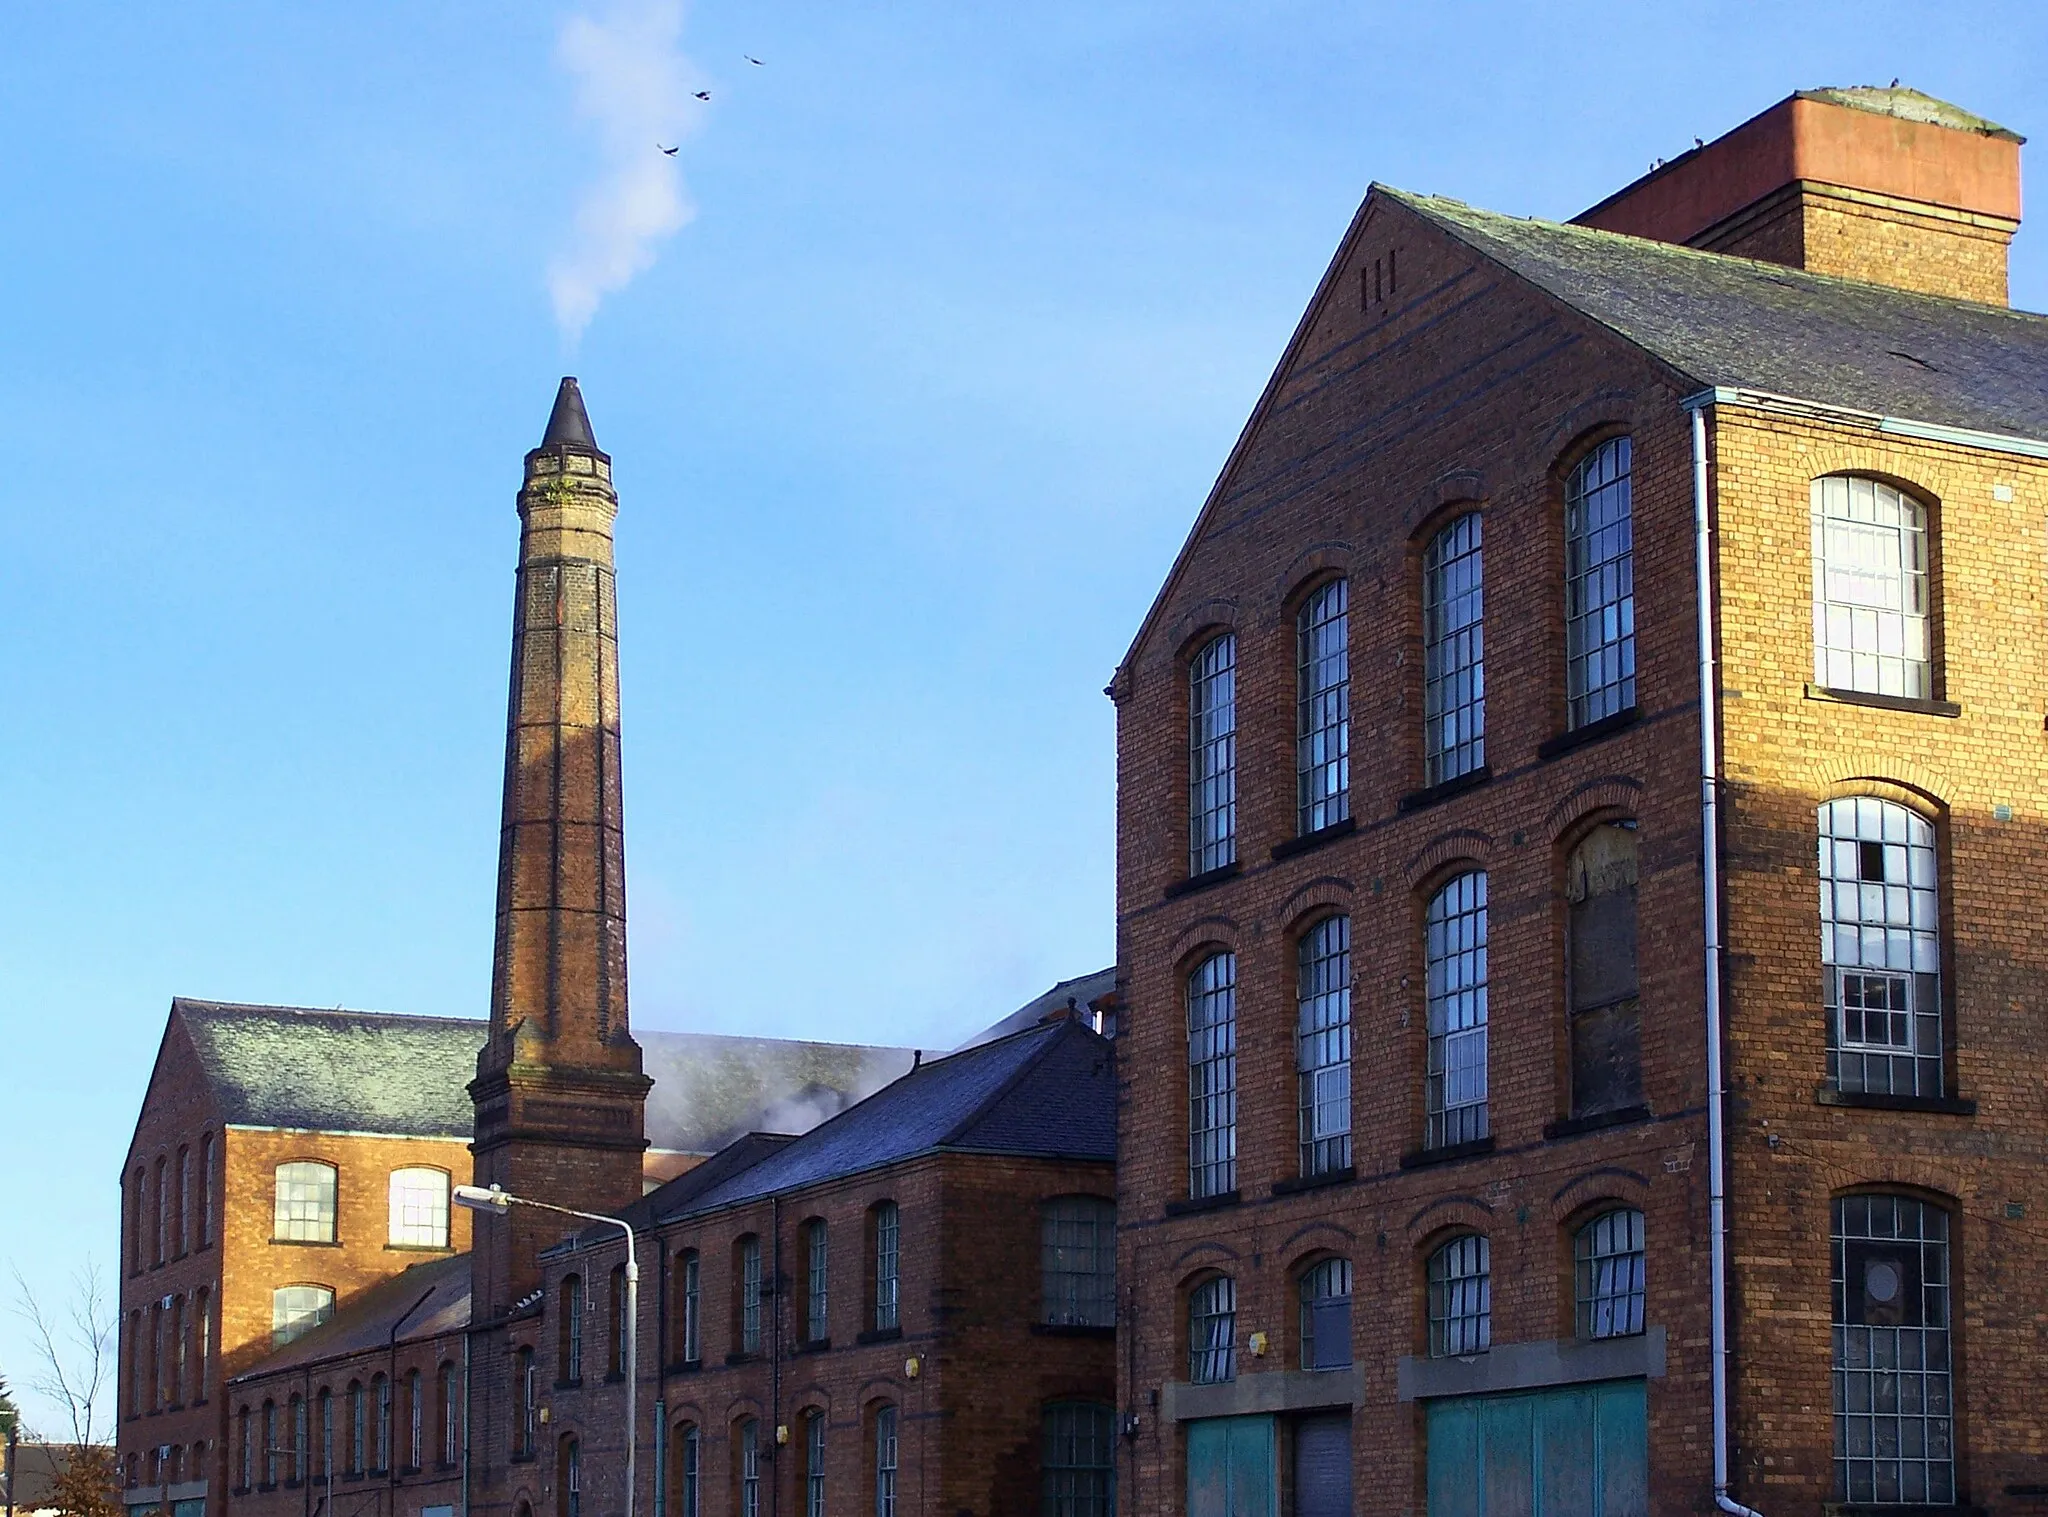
left=3, top=0, right=2043, bottom=1433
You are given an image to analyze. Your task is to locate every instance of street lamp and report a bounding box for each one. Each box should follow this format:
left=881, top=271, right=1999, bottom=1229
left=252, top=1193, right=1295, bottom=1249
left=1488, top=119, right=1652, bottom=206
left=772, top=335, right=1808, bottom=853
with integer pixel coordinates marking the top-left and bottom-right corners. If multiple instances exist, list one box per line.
left=453, top=1184, right=639, bottom=1517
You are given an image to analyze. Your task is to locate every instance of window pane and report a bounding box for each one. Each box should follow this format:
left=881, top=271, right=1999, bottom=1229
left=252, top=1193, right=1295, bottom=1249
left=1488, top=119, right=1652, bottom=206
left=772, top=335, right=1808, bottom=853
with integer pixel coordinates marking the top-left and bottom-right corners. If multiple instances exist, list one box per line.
left=273, top=1163, right=337, bottom=1243
left=1189, top=634, right=1238, bottom=874
left=1565, top=438, right=1636, bottom=728
left=389, top=1169, right=450, bottom=1248
left=1819, top=799, right=1942, bottom=1097
left=1188, top=1276, right=1235, bottom=1384
left=874, top=1204, right=900, bottom=1332
left=1298, top=1258, right=1353, bottom=1370
left=1187, top=953, right=1238, bottom=1199
left=1423, top=515, right=1485, bottom=785
left=807, top=1222, right=830, bottom=1343
left=1813, top=477, right=1931, bottom=699
left=1425, top=874, right=1489, bottom=1148
left=1834, top=1195, right=1953, bottom=1504
left=1041, top=1196, right=1116, bottom=1327
left=1427, top=1236, right=1490, bottom=1357
left=1297, top=917, right=1352, bottom=1176
left=1575, top=1209, right=1646, bottom=1339
left=1297, top=580, right=1350, bottom=833
left=875, top=1406, right=898, bottom=1517
left=271, top=1286, right=334, bottom=1347
left=1042, top=1403, right=1115, bottom=1517
left=741, top=1237, right=762, bottom=1354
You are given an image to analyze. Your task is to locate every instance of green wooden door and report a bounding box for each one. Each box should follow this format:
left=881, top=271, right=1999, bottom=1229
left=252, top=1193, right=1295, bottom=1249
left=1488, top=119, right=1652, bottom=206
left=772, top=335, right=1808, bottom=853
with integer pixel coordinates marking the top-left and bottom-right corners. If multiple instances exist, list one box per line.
left=1186, top=1415, right=1277, bottom=1517
left=1425, top=1380, right=1647, bottom=1517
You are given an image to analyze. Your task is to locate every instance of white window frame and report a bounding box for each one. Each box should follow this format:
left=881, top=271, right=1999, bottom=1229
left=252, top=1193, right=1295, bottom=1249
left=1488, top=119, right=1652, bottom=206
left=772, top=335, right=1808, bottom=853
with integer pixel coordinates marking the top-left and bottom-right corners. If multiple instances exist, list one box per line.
left=1574, top=1208, right=1646, bottom=1340
left=1186, top=953, right=1238, bottom=1199
left=1187, top=1275, right=1235, bottom=1384
left=1564, top=436, right=1636, bottom=729
left=1298, top=1257, right=1353, bottom=1371
left=388, top=1168, right=450, bottom=1248
left=1296, top=916, right=1352, bottom=1176
left=1820, top=797, right=1943, bottom=1098
left=271, top=1285, right=335, bottom=1347
left=272, top=1162, right=337, bottom=1244
left=1423, top=513, right=1485, bottom=785
left=1296, top=580, right=1349, bottom=834
left=1427, top=1234, right=1490, bottom=1357
left=1812, top=475, right=1932, bottom=699
left=1188, top=633, right=1238, bottom=875
left=1425, top=872, right=1489, bottom=1148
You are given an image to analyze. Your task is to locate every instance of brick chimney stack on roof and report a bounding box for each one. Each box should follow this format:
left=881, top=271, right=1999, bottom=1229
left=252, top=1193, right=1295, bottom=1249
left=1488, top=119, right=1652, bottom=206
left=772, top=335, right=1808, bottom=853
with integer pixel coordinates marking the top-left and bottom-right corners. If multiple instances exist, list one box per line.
left=1574, top=86, right=2025, bottom=305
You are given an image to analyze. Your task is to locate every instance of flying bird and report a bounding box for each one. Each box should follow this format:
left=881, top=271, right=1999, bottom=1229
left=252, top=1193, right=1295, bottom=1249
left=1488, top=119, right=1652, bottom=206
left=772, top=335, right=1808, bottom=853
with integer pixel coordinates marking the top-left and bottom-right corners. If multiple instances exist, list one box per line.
left=657, top=144, right=679, bottom=156
left=744, top=54, right=765, bottom=65
left=694, top=90, right=711, bottom=101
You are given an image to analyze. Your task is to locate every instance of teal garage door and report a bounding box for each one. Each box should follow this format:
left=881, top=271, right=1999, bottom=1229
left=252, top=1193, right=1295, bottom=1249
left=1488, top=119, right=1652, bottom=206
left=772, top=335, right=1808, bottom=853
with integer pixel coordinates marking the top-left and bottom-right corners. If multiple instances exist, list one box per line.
left=1426, top=1380, right=1646, bottom=1517
left=1187, top=1415, right=1276, bottom=1517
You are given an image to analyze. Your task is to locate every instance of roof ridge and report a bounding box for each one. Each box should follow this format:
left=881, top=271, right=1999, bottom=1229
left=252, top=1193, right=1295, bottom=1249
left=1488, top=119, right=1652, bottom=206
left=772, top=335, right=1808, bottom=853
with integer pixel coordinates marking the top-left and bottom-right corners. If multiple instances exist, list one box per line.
left=173, top=997, right=484, bottom=1027
left=1382, top=184, right=2048, bottom=325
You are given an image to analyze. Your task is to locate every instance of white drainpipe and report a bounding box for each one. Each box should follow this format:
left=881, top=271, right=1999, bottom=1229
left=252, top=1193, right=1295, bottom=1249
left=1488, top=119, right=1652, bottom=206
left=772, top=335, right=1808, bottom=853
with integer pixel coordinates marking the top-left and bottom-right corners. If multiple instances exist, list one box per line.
left=1689, top=397, right=1763, bottom=1517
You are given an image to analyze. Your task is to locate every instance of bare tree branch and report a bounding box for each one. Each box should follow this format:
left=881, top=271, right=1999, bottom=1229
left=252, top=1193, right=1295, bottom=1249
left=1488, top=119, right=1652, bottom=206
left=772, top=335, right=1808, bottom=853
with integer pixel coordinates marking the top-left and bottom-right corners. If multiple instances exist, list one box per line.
left=11, top=1261, right=115, bottom=1449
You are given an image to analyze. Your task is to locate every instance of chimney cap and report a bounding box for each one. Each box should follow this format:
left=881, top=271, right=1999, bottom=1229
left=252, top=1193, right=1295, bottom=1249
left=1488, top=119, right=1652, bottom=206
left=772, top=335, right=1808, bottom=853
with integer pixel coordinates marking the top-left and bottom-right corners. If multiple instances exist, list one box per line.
left=1795, top=84, right=2024, bottom=145
left=539, top=376, right=601, bottom=453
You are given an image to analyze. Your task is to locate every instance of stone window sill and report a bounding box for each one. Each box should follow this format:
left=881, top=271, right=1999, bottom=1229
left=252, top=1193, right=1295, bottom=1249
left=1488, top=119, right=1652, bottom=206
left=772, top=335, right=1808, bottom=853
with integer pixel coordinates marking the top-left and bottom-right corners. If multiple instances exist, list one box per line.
left=855, top=1325, right=903, bottom=1345
left=1805, top=684, right=1960, bottom=719
left=1031, top=1323, right=1115, bottom=1339
left=1815, top=1087, right=1976, bottom=1116
left=1544, top=1105, right=1651, bottom=1140
left=1399, top=767, right=1492, bottom=814
left=1165, top=1190, right=1241, bottom=1217
left=1272, top=817, right=1355, bottom=861
left=724, top=1351, right=761, bottom=1367
left=1400, top=1136, right=1496, bottom=1170
left=385, top=1244, right=455, bottom=1255
left=270, top=1237, right=342, bottom=1248
left=796, top=1337, right=831, bottom=1354
left=1272, top=1167, right=1354, bottom=1197
left=1164, top=861, right=1241, bottom=900
left=1538, top=707, right=1641, bottom=760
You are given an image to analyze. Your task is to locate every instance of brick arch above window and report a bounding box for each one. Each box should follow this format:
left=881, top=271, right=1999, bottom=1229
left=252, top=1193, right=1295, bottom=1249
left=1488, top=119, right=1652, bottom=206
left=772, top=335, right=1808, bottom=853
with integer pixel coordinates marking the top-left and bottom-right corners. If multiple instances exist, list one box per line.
left=1402, top=831, right=1492, bottom=894
left=1547, top=1166, right=1651, bottom=1224
left=1403, top=1194, right=1493, bottom=1244
left=1272, top=549, right=1353, bottom=618
left=1170, top=1240, right=1241, bottom=1278
left=1401, top=469, right=1491, bottom=538
left=1406, top=493, right=1486, bottom=549
left=1544, top=775, right=1645, bottom=838
left=1277, top=877, right=1353, bottom=931
left=1542, top=404, right=1637, bottom=483
left=1168, top=919, right=1240, bottom=970
left=1167, top=602, right=1241, bottom=663
left=1279, top=1219, right=1357, bottom=1258
left=1817, top=775, right=1950, bottom=821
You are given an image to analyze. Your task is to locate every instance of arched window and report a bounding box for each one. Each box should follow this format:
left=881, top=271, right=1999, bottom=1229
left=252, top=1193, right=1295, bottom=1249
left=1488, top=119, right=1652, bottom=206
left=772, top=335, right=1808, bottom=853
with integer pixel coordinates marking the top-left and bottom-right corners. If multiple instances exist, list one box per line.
left=1575, top=1208, right=1646, bottom=1339
left=261, top=1399, right=278, bottom=1486
left=803, top=1408, right=826, bottom=1517
left=438, top=1361, right=458, bottom=1466
left=1188, top=1276, right=1235, bottom=1384
left=1042, top=1403, right=1115, bottom=1517
left=737, top=1418, right=761, bottom=1517
left=559, top=1436, right=581, bottom=1517
left=871, top=1203, right=900, bottom=1332
left=388, top=1168, right=450, bottom=1248
left=1188, top=632, right=1238, bottom=875
left=1564, top=436, right=1635, bottom=729
left=371, top=1373, right=391, bottom=1473
left=1041, top=1195, right=1115, bottom=1327
left=610, top=1263, right=630, bottom=1377
left=1567, top=822, right=1642, bottom=1118
left=674, top=1422, right=701, bottom=1517
left=1834, top=1194, right=1953, bottom=1504
left=1427, top=1235, right=1490, bottom=1357
left=737, top=1236, right=763, bottom=1355
left=272, top=1285, right=335, bottom=1347
left=1425, top=872, right=1489, bottom=1148
left=1297, top=916, right=1351, bottom=1176
left=126, top=1309, right=142, bottom=1416
left=237, top=1405, right=252, bottom=1490
left=348, top=1380, right=366, bottom=1476
left=194, top=1286, right=212, bottom=1402
left=1297, top=579, right=1350, bottom=834
left=1813, top=475, right=1931, bottom=699
left=176, top=1146, right=192, bottom=1257
left=1820, top=796, right=1942, bottom=1097
left=273, top=1162, right=338, bottom=1244
left=149, top=1301, right=164, bottom=1410
left=561, top=1275, right=584, bottom=1383
left=155, top=1157, right=169, bottom=1265
left=128, top=1169, right=144, bottom=1275
left=406, top=1367, right=423, bottom=1469
left=170, top=1294, right=187, bottom=1404
left=317, top=1388, right=334, bottom=1482
left=1298, top=1257, right=1353, bottom=1371
left=199, top=1134, right=215, bottom=1248
left=804, top=1219, right=830, bottom=1343
left=515, top=1346, right=536, bottom=1458
left=1423, top=513, right=1485, bottom=784
left=290, top=1393, right=308, bottom=1484
left=873, top=1405, right=899, bottom=1517
left=675, top=1250, right=701, bottom=1363
left=1187, top=952, right=1238, bottom=1199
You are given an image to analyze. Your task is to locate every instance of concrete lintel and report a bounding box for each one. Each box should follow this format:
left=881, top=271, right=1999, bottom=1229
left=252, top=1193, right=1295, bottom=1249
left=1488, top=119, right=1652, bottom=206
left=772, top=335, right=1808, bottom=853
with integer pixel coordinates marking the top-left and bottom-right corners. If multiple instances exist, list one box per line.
left=1396, top=1326, right=1665, bottom=1402
left=1163, top=1367, right=1365, bottom=1421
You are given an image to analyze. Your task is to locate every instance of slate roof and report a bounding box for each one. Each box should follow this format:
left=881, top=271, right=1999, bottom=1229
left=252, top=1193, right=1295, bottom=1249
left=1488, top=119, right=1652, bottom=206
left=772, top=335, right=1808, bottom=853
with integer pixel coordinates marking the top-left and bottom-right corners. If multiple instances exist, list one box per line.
left=640, top=1018, right=1115, bottom=1227
left=232, top=1252, right=471, bottom=1382
left=171, top=999, right=914, bottom=1153
left=954, top=966, right=1116, bottom=1049
left=1386, top=187, right=2048, bottom=442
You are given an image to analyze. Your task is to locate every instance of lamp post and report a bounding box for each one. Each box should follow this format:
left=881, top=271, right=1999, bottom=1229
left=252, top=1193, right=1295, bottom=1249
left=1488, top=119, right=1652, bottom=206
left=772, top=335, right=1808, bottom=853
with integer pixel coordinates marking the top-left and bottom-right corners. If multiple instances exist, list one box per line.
left=453, top=1185, right=638, bottom=1517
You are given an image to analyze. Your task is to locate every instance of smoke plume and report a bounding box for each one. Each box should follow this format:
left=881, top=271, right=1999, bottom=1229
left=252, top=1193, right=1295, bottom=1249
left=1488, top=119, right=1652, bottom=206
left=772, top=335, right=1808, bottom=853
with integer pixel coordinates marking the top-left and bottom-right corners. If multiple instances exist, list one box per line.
left=548, top=0, right=697, bottom=343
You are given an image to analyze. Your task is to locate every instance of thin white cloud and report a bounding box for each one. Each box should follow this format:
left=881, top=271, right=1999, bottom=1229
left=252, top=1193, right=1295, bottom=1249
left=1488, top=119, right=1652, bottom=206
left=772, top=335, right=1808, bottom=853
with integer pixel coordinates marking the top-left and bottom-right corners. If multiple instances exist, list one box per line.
left=548, top=0, right=697, bottom=343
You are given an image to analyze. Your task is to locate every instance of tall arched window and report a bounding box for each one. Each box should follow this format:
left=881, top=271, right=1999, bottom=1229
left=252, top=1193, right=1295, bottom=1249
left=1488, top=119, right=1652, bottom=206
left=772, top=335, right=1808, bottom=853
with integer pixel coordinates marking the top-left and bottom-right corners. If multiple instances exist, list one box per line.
left=1042, top=1403, right=1115, bottom=1517
left=199, top=1134, right=215, bottom=1248
left=870, top=1203, right=900, bottom=1332
left=1427, top=1235, right=1490, bottom=1357
left=1833, top=1194, right=1953, bottom=1504
left=290, top=1393, right=308, bottom=1484
left=1574, top=1208, right=1646, bottom=1339
left=559, top=1436, right=581, bottom=1517
left=1297, top=580, right=1350, bottom=833
left=675, top=1249, right=701, bottom=1363
left=317, top=1387, right=334, bottom=1482
left=170, top=1294, right=186, bottom=1404
left=873, top=1405, right=899, bottom=1517
left=406, top=1367, right=423, bottom=1469
left=1040, top=1195, right=1115, bottom=1327
left=261, top=1400, right=278, bottom=1486
left=1297, top=916, right=1351, bottom=1176
left=1187, top=1276, right=1235, bottom=1384
left=738, top=1419, right=761, bottom=1517
left=561, top=1275, right=584, bottom=1383
left=1425, top=872, right=1489, bottom=1148
left=273, top=1162, right=338, bottom=1244
left=610, top=1263, right=631, bottom=1376
left=176, top=1146, right=192, bottom=1256
left=237, top=1406, right=252, bottom=1490
left=195, top=1287, right=211, bottom=1401
left=128, top=1168, right=144, bottom=1275
left=804, top=1219, right=830, bottom=1343
left=1567, top=821, right=1642, bottom=1118
left=1188, top=633, right=1238, bottom=875
left=1423, top=513, right=1485, bottom=784
left=803, top=1409, right=826, bottom=1517
left=1187, top=952, right=1238, bottom=1199
left=1298, top=1257, right=1352, bottom=1371
left=272, top=1285, right=335, bottom=1347
left=388, top=1168, right=450, bottom=1248
left=437, top=1361, right=458, bottom=1465
left=1820, top=797, right=1942, bottom=1097
left=515, top=1347, right=536, bottom=1458
left=675, top=1423, right=700, bottom=1517
left=737, top=1236, right=763, bottom=1355
left=1564, top=436, right=1635, bottom=729
left=1813, top=475, right=1932, bottom=699
left=155, top=1158, right=169, bottom=1265
left=371, top=1373, right=391, bottom=1473
left=348, top=1380, right=366, bottom=1475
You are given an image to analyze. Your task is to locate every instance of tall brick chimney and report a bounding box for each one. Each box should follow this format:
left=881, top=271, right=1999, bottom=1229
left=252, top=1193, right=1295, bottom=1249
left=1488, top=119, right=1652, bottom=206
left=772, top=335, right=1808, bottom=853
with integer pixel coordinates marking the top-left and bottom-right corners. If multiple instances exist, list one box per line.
left=469, top=377, right=651, bottom=1321
left=1575, top=86, right=2024, bottom=305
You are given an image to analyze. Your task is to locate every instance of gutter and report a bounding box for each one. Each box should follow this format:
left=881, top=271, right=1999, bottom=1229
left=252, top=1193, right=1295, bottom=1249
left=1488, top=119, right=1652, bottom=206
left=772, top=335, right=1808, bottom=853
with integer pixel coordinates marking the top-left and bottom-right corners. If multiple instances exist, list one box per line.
left=1681, top=396, right=1763, bottom=1517
left=1684, top=384, right=2048, bottom=460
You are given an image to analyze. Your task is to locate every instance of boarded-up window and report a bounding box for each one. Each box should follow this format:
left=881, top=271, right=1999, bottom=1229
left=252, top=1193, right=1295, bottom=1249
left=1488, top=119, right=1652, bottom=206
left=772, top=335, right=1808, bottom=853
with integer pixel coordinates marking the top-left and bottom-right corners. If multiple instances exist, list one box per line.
left=1567, top=823, right=1641, bottom=1118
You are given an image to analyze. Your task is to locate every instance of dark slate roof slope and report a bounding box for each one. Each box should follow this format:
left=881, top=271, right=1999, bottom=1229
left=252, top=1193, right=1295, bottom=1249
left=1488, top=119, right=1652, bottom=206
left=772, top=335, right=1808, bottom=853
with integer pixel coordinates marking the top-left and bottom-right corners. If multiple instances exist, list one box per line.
left=1386, top=187, right=2048, bottom=441
left=176, top=999, right=483, bottom=1138
left=233, top=1252, right=471, bottom=1382
left=955, top=967, right=1116, bottom=1050
left=655, top=1019, right=1113, bottom=1221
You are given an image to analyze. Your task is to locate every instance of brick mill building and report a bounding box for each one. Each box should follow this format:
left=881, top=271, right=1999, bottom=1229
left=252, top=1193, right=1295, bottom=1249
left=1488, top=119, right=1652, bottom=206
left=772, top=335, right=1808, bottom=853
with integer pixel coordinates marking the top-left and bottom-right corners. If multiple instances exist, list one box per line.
left=115, top=384, right=1118, bottom=1517
left=1109, top=86, right=2048, bottom=1517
